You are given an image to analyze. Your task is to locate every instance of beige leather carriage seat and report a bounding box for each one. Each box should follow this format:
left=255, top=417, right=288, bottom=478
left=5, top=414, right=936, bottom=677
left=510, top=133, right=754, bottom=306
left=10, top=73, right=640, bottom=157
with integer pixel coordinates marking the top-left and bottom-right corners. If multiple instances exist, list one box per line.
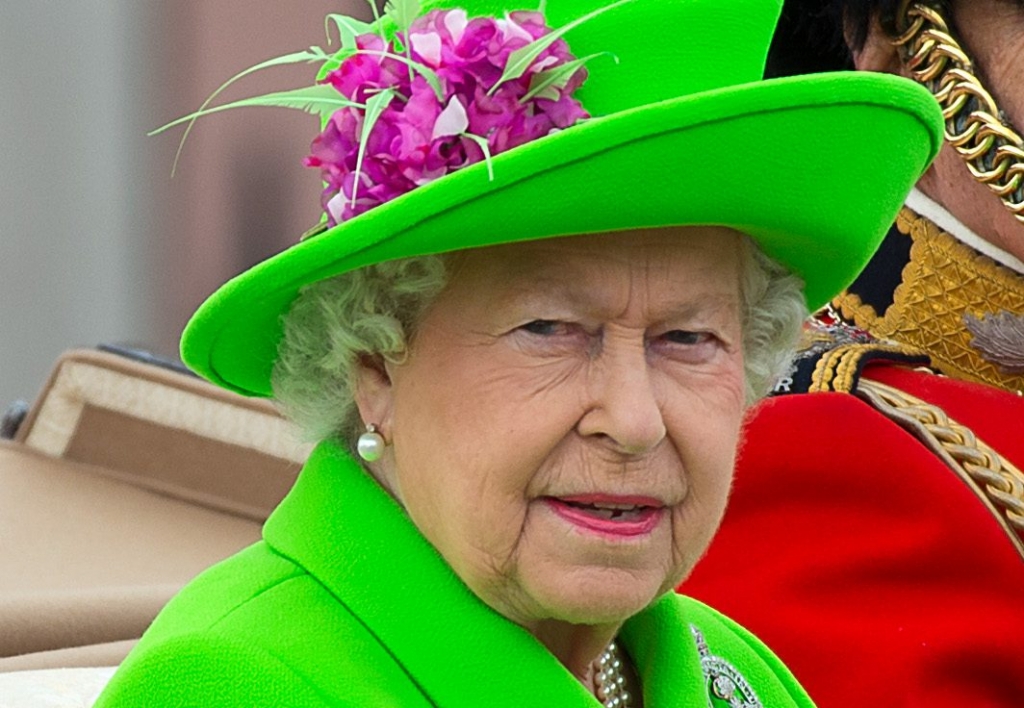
left=0, top=348, right=310, bottom=673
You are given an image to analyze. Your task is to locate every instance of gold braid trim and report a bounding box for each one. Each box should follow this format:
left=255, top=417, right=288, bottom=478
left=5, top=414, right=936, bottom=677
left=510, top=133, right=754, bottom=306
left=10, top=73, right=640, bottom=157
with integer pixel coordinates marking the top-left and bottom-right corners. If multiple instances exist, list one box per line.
left=893, top=1, right=1024, bottom=223
left=856, top=378, right=1024, bottom=559
left=809, top=343, right=926, bottom=393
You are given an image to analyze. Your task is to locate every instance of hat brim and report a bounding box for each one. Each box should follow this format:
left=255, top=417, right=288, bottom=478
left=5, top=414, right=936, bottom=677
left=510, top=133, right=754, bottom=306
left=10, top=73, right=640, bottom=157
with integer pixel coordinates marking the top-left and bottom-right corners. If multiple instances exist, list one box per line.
left=181, top=71, right=942, bottom=396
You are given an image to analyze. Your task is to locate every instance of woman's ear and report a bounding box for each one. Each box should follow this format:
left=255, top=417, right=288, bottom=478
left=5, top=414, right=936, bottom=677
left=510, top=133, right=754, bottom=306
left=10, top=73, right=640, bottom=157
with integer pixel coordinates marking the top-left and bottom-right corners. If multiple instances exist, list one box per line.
left=849, top=15, right=906, bottom=75
left=352, top=354, right=405, bottom=499
left=353, top=354, right=395, bottom=436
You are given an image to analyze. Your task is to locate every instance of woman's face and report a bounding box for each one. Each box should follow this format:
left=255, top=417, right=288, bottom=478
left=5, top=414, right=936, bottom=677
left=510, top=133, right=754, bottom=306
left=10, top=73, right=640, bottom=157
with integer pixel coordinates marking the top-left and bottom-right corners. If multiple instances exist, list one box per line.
left=358, top=227, right=748, bottom=632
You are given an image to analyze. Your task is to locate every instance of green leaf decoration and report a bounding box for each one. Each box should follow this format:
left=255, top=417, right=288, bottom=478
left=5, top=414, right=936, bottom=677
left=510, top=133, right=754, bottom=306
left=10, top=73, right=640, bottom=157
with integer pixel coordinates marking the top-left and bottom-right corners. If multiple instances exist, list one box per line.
left=161, top=47, right=331, bottom=176
left=363, top=0, right=388, bottom=44
left=325, top=14, right=373, bottom=48
left=521, top=52, right=615, bottom=102
left=364, top=0, right=382, bottom=23
left=384, top=0, right=421, bottom=33
left=488, top=0, right=631, bottom=96
left=351, top=87, right=397, bottom=206
left=461, top=133, right=495, bottom=182
left=150, top=85, right=362, bottom=136
left=299, top=218, right=330, bottom=242
left=385, top=0, right=421, bottom=84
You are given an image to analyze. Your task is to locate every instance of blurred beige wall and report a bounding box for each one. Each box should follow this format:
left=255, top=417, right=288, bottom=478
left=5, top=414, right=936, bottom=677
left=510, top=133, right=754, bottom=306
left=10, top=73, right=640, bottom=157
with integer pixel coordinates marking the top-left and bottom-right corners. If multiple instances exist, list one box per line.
left=1, top=0, right=369, bottom=409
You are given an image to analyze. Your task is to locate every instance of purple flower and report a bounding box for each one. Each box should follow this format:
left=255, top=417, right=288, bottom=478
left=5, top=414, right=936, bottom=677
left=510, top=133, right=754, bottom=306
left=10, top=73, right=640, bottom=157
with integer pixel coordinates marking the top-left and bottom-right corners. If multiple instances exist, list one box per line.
left=307, top=8, right=591, bottom=225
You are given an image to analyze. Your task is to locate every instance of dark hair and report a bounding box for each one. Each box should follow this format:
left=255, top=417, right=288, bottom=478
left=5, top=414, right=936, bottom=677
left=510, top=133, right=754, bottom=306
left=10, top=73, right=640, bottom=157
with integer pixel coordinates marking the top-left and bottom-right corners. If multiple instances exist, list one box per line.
left=765, top=0, right=905, bottom=78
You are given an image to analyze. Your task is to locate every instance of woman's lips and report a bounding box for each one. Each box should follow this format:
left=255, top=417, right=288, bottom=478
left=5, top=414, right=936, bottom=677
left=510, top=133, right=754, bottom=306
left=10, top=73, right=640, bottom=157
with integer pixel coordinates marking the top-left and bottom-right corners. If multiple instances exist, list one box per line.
left=545, top=495, right=664, bottom=538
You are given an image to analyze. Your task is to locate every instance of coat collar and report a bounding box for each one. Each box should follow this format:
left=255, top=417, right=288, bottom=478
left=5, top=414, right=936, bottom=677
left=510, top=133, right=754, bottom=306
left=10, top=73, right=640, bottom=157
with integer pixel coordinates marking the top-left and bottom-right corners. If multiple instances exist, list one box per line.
left=262, top=441, right=707, bottom=707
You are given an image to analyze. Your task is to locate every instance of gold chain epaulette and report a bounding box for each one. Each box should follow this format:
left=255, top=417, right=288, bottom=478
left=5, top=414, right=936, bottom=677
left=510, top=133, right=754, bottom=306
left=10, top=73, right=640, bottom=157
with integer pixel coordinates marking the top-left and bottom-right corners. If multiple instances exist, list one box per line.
left=893, top=1, right=1024, bottom=223
left=856, top=378, right=1024, bottom=559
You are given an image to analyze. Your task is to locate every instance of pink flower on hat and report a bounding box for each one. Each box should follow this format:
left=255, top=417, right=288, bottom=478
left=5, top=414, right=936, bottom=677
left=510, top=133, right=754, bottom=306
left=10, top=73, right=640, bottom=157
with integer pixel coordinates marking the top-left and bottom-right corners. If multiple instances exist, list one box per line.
left=304, top=8, right=591, bottom=226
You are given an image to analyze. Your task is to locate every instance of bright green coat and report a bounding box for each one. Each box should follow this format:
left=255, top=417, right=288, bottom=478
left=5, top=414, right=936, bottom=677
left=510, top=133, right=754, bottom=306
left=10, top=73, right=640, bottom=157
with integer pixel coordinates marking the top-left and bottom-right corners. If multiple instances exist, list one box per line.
left=96, top=442, right=815, bottom=707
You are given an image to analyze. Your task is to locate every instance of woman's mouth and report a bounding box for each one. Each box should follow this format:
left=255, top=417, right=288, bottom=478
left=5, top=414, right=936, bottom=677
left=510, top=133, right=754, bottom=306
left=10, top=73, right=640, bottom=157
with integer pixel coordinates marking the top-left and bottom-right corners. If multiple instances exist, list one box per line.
left=545, top=495, right=664, bottom=538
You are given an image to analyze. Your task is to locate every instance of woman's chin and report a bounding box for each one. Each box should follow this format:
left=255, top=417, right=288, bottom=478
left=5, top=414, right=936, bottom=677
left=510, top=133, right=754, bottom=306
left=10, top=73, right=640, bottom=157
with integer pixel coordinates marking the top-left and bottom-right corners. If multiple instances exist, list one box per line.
left=518, top=567, right=667, bottom=627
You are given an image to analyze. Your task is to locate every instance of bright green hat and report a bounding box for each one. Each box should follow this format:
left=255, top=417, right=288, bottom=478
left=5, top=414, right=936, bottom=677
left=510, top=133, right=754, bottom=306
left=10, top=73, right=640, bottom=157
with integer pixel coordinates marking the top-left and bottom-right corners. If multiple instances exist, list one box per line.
left=180, top=0, right=943, bottom=397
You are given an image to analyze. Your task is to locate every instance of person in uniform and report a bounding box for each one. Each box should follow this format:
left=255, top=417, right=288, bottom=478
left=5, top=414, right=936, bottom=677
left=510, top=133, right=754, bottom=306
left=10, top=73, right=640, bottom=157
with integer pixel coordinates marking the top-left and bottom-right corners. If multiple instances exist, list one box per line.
left=682, top=1, right=1024, bottom=706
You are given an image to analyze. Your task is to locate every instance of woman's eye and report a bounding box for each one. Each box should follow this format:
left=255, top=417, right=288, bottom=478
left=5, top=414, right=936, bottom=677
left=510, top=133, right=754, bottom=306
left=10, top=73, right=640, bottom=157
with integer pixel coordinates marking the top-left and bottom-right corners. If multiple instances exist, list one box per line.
left=662, top=330, right=711, bottom=346
left=651, top=329, right=724, bottom=363
left=520, top=320, right=566, bottom=336
left=512, top=320, right=592, bottom=355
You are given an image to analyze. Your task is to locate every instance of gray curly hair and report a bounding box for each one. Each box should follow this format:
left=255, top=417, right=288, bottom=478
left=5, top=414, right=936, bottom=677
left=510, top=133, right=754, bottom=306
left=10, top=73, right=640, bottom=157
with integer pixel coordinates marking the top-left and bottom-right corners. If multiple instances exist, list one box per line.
left=273, top=235, right=807, bottom=446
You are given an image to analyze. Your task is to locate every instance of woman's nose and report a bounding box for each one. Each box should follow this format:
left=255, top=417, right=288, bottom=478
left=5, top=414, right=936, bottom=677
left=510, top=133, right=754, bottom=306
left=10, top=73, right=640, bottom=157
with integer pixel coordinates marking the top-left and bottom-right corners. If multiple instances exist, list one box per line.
left=576, top=336, right=667, bottom=455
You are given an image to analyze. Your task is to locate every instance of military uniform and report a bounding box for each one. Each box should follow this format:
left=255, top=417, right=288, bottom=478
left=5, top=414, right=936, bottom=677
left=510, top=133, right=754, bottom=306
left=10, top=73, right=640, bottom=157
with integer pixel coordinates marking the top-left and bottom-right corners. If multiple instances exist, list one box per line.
left=682, top=190, right=1024, bottom=708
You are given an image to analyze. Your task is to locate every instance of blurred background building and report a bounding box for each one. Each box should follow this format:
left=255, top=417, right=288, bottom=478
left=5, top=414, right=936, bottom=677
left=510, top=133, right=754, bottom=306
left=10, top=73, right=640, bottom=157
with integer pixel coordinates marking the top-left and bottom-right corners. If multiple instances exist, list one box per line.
left=1, top=0, right=370, bottom=408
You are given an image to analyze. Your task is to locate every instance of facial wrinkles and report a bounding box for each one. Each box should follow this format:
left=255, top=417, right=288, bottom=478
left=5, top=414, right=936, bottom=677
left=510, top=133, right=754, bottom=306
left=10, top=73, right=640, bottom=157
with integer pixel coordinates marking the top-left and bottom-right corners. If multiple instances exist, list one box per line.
left=563, top=243, right=737, bottom=483
left=669, top=464, right=731, bottom=569
left=660, top=371, right=738, bottom=576
left=490, top=349, right=584, bottom=400
left=555, top=265, right=697, bottom=561
left=571, top=253, right=665, bottom=460
left=401, top=230, right=745, bottom=619
left=516, top=268, right=660, bottom=495
left=419, top=291, right=582, bottom=408
left=576, top=244, right=738, bottom=424
left=542, top=436, right=680, bottom=499
left=434, top=363, right=577, bottom=590
left=445, top=444, right=530, bottom=604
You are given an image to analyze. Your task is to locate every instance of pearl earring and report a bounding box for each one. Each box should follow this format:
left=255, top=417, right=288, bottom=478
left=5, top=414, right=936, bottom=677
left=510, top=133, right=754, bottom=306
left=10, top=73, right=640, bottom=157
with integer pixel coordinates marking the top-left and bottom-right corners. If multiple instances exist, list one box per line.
left=357, top=424, right=386, bottom=462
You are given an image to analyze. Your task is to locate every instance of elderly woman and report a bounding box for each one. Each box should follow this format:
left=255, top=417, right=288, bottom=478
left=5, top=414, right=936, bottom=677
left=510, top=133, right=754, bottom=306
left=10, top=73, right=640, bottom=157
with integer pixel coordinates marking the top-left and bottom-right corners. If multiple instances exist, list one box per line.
left=95, top=0, right=941, bottom=705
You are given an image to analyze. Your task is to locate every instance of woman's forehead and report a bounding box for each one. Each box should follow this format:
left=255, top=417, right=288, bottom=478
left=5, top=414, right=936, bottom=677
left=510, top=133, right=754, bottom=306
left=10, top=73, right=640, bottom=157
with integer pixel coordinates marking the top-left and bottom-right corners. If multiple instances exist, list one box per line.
left=439, top=227, right=746, bottom=315
left=463, top=226, right=746, bottom=274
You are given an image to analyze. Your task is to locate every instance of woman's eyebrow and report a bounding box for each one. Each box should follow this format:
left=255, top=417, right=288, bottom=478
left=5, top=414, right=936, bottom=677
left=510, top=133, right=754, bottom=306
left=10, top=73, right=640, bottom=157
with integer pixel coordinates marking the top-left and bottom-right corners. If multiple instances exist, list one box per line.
left=502, top=276, right=739, bottom=323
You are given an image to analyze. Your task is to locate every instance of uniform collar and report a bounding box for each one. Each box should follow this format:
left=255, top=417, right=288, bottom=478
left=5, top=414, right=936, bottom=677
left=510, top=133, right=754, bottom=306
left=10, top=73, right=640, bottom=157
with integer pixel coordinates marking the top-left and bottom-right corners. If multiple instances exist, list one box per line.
left=262, top=441, right=706, bottom=707
left=904, top=188, right=1024, bottom=275
left=833, top=199, right=1024, bottom=394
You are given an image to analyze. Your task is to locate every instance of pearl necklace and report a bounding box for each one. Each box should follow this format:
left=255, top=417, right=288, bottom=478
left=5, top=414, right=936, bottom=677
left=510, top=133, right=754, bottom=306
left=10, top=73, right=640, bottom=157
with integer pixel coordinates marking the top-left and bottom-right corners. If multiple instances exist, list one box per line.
left=593, top=641, right=633, bottom=708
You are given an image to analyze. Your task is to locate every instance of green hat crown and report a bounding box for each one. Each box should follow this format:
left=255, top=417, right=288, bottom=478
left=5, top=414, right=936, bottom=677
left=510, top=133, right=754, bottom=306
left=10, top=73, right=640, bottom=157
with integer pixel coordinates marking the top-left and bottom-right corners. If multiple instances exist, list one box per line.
left=419, top=0, right=782, bottom=116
